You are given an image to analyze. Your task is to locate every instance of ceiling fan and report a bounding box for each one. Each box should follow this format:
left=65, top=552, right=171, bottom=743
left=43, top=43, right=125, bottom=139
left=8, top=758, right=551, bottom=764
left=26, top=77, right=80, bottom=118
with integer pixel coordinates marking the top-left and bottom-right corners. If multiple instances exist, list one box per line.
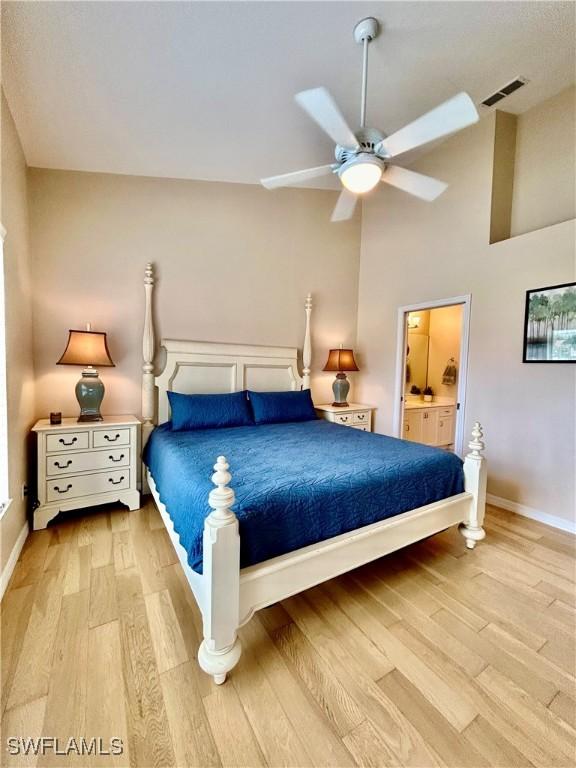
left=261, top=17, right=480, bottom=221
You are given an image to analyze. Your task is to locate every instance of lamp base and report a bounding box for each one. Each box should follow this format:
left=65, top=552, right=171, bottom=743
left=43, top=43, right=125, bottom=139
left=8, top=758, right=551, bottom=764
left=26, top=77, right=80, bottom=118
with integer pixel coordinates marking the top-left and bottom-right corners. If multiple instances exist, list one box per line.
left=76, top=368, right=105, bottom=422
left=331, top=372, right=350, bottom=408
left=77, top=413, right=104, bottom=423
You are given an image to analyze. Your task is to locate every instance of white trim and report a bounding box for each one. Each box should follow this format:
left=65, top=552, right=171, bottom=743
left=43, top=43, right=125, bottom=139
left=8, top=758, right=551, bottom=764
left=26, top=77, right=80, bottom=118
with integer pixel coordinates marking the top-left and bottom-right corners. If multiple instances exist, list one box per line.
left=0, top=521, right=28, bottom=601
left=487, top=494, right=576, bottom=535
left=393, top=294, right=471, bottom=456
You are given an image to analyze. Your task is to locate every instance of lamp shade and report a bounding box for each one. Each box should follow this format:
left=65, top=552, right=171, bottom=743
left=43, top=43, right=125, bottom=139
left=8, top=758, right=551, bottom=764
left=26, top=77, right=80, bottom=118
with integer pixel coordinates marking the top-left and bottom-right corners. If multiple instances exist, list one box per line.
left=57, top=330, right=115, bottom=367
left=323, top=348, right=359, bottom=373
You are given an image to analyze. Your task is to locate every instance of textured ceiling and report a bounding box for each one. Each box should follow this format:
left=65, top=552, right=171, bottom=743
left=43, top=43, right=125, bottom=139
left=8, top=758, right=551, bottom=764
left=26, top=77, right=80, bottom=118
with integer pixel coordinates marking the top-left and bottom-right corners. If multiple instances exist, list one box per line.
left=2, top=1, right=575, bottom=186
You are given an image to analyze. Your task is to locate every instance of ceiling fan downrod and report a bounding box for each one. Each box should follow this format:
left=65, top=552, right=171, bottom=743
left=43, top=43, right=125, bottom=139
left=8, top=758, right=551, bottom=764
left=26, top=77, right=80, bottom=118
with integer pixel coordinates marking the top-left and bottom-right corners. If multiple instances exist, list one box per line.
left=353, top=17, right=380, bottom=130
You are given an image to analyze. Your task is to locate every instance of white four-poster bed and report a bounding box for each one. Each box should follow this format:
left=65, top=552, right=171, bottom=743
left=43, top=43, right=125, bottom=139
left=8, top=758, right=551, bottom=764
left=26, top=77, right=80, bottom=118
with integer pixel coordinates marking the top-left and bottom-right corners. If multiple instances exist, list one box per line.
left=141, top=263, right=487, bottom=685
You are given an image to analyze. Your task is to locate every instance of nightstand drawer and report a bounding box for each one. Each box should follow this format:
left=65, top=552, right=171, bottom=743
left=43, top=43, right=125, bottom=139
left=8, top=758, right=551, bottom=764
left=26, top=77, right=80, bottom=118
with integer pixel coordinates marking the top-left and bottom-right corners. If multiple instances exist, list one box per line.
left=439, top=407, right=455, bottom=416
left=46, top=431, right=89, bottom=453
left=46, top=447, right=130, bottom=477
left=352, top=411, right=370, bottom=425
left=93, top=427, right=131, bottom=448
left=333, top=412, right=354, bottom=426
left=46, top=469, right=130, bottom=503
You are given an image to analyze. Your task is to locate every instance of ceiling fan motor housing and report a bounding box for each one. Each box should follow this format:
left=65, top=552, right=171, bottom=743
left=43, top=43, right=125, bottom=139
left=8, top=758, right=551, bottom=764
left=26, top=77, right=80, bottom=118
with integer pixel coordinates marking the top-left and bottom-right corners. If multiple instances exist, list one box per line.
left=334, top=127, right=387, bottom=165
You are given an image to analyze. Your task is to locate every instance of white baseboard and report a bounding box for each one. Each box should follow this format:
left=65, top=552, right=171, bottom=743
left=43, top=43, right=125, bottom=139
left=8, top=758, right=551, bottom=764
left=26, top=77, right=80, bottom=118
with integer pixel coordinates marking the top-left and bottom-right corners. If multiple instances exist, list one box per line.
left=0, top=521, right=29, bottom=601
left=487, top=494, right=576, bottom=535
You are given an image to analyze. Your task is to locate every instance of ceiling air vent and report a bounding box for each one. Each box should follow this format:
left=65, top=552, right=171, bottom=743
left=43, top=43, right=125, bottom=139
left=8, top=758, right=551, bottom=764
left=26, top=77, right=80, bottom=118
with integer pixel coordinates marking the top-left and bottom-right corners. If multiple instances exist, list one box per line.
left=481, top=77, right=528, bottom=108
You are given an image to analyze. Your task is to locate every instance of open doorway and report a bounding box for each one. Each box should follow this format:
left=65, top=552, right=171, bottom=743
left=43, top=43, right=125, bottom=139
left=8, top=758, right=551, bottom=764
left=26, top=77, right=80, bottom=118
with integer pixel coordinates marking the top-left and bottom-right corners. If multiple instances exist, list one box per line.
left=393, top=295, right=471, bottom=455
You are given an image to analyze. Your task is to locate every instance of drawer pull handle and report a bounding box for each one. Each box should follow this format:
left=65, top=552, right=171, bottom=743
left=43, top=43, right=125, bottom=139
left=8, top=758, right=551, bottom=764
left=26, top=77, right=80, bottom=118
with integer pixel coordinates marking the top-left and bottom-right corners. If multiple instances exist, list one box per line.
left=405, top=424, right=410, bottom=432
left=54, top=459, right=73, bottom=469
left=340, top=416, right=348, bottom=422
left=54, top=484, right=72, bottom=494
left=104, top=434, right=121, bottom=442
left=108, top=454, right=125, bottom=463
left=440, top=421, right=444, bottom=427
left=357, top=414, right=365, bottom=420
left=59, top=437, right=78, bottom=446
left=109, top=476, right=125, bottom=485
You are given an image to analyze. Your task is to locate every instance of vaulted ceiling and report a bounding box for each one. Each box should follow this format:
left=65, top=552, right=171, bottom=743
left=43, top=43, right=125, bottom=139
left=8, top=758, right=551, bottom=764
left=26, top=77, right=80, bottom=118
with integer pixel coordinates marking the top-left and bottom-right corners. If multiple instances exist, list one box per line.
left=2, top=1, right=574, bottom=186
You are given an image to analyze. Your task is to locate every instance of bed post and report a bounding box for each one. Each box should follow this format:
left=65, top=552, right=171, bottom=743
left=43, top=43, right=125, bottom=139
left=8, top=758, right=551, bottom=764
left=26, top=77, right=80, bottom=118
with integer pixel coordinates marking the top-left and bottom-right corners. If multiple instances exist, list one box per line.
left=302, top=293, right=312, bottom=390
left=198, top=456, right=242, bottom=685
left=142, top=263, right=155, bottom=492
left=460, top=422, right=487, bottom=549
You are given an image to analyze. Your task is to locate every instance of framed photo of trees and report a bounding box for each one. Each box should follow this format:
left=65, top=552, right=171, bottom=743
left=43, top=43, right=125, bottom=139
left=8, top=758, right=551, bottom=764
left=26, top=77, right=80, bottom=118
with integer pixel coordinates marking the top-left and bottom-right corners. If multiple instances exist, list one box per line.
left=523, top=282, right=576, bottom=363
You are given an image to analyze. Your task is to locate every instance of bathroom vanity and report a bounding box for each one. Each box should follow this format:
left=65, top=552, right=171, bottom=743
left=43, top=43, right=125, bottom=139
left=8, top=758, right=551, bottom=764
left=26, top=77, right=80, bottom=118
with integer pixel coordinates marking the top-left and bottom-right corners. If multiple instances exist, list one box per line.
left=403, top=400, right=456, bottom=449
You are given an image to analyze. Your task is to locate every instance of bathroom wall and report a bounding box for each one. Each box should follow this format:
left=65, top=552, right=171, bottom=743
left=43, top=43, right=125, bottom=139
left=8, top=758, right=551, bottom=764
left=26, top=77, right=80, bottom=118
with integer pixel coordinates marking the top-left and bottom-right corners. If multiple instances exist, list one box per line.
left=427, top=305, right=463, bottom=399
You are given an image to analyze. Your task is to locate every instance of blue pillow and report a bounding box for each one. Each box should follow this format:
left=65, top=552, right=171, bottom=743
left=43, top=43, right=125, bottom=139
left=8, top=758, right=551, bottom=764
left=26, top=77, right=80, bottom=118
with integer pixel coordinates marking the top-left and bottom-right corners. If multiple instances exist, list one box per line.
left=168, top=390, right=253, bottom=431
left=248, top=389, right=317, bottom=425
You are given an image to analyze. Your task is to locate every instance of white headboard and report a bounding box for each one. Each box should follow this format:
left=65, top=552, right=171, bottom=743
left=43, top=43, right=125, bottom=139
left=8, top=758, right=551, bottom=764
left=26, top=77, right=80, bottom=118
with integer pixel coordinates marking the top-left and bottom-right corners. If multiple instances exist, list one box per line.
left=141, top=264, right=312, bottom=431
left=155, top=340, right=303, bottom=425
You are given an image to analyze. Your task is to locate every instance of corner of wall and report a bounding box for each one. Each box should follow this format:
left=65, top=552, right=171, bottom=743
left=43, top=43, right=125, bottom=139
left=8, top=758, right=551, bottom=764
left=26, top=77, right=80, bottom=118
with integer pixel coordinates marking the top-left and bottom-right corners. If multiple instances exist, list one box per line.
left=489, top=110, right=517, bottom=244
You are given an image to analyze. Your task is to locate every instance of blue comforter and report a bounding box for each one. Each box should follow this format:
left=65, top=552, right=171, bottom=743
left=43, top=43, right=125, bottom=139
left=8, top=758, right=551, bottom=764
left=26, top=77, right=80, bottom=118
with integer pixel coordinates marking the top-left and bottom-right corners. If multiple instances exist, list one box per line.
left=144, top=420, right=464, bottom=573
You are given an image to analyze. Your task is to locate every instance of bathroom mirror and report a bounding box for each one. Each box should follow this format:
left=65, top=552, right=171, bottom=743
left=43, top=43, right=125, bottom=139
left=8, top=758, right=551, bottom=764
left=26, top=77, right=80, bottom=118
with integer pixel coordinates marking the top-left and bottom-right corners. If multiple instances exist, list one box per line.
left=405, top=311, right=431, bottom=393
left=405, top=334, right=429, bottom=391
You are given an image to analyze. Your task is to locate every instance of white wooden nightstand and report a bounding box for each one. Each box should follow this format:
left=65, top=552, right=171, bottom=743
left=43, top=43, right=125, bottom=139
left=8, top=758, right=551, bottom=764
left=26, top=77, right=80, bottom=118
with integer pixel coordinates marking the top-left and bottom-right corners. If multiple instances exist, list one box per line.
left=32, top=415, right=141, bottom=530
left=315, top=403, right=374, bottom=432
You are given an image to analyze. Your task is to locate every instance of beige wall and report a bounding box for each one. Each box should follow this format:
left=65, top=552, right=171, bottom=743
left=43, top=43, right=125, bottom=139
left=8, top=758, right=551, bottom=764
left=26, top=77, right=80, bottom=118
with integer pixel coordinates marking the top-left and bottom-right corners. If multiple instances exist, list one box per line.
left=511, top=86, right=576, bottom=237
left=28, top=170, right=361, bottom=419
left=357, top=112, right=575, bottom=523
left=427, top=305, right=462, bottom=399
left=0, top=91, right=35, bottom=571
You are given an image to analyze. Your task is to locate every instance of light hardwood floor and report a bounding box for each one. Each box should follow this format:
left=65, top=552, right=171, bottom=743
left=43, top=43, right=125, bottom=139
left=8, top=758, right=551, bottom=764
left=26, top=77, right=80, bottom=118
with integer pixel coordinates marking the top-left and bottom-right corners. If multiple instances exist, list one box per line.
left=1, top=502, right=575, bottom=767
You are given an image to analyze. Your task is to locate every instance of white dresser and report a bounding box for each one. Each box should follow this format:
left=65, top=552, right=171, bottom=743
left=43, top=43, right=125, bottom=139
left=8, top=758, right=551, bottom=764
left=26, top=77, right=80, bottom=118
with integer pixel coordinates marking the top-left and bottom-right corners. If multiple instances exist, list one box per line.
left=403, top=403, right=456, bottom=449
left=315, top=403, right=374, bottom=431
left=32, top=415, right=141, bottom=530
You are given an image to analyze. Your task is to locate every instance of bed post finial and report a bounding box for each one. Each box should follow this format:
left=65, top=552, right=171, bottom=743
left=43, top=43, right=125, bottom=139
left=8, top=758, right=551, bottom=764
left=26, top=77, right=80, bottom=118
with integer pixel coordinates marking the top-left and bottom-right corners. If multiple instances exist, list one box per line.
left=460, top=421, right=487, bottom=550
left=198, top=456, right=242, bottom=685
left=302, top=293, right=312, bottom=390
left=208, top=456, right=236, bottom=523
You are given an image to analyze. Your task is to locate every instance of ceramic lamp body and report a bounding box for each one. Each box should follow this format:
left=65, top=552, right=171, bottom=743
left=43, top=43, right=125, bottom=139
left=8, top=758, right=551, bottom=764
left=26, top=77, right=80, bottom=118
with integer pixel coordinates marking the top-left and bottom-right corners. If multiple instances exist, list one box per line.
left=76, top=368, right=105, bottom=422
left=332, top=372, right=350, bottom=407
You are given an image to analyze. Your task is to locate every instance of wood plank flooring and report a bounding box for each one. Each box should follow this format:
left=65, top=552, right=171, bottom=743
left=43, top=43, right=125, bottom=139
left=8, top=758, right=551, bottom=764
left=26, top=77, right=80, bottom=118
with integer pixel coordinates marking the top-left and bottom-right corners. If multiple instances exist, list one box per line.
left=1, top=502, right=575, bottom=767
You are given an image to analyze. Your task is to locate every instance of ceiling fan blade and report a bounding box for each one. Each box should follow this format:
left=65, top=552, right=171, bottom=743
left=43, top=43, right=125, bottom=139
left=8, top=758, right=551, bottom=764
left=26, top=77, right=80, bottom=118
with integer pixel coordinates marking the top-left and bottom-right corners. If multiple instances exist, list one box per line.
left=331, top=189, right=358, bottom=222
left=382, top=166, right=448, bottom=201
left=377, top=93, right=479, bottom=158
left=295, top=87, right=359, bottom=150
left=261, top=164, right=334, bottom=190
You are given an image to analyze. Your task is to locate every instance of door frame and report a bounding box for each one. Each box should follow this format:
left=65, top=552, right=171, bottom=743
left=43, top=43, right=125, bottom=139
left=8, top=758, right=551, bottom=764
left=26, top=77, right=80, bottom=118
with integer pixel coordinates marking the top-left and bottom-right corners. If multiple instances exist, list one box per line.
left=393, top=294, right=472, bottom=455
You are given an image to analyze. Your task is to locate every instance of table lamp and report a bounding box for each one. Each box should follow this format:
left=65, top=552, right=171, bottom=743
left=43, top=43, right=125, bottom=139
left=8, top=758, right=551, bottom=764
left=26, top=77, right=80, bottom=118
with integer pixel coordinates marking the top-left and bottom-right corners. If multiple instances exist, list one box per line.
left=57, top=324, right=115, bottom=422
left=323, top=347, right=359, bottom=407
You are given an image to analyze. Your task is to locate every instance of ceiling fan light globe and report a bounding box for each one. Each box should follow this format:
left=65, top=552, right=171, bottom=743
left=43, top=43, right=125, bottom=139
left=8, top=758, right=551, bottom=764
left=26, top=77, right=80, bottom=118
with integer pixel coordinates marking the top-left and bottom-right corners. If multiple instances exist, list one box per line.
left=339, top=154, right=383, bottom=194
